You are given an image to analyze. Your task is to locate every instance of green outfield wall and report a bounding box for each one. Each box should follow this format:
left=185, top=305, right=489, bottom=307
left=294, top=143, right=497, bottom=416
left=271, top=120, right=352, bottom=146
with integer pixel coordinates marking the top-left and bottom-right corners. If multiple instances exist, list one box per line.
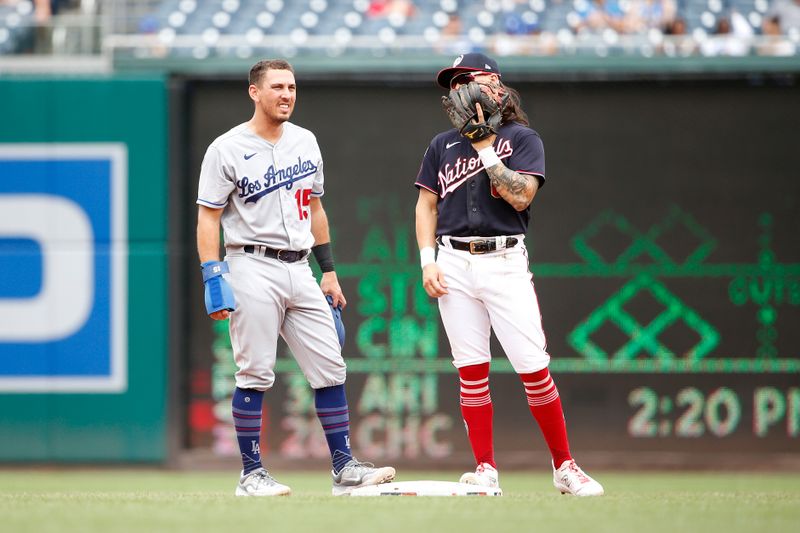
left=0, top=77, right=169, bottom=461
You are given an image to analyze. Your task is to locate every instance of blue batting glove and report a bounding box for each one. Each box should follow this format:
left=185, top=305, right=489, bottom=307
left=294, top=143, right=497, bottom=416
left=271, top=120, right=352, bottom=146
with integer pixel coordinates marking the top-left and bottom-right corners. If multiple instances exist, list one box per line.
left=201, top=261, right=236, bottom=315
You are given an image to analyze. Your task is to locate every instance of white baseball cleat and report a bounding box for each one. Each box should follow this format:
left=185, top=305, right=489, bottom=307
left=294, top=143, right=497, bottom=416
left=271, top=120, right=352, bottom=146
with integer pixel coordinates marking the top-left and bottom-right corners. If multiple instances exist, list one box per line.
left=459, top=462, right=500, bottom=489
left=235, top=467, right=292, bottom=496
left=331, top=458, right=396, bottom=496
left=552, top=459, right=604, bottom=497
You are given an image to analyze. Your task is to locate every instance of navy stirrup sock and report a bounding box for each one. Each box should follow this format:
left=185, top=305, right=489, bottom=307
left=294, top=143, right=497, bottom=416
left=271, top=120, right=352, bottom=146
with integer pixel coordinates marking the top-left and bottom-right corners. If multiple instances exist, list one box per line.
left=315, top=384, right=353, bottom=474
left=232, top=387, right=264, bottom=475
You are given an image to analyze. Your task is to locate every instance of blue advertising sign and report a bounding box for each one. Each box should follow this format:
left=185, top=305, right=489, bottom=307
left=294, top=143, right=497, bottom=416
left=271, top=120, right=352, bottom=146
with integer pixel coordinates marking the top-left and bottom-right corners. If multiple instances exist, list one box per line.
left=0, top=144, right=127, bottom=392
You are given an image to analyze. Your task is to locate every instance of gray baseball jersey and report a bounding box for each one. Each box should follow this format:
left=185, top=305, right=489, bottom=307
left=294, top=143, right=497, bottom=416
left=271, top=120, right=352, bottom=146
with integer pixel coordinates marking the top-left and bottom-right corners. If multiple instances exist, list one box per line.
left=197, top=121, right=345, bottom=391
left=197, top=121, right=324, bottom=251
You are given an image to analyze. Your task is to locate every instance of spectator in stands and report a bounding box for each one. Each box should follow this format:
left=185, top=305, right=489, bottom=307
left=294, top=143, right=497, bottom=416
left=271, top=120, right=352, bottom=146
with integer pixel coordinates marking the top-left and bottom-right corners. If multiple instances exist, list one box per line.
left=663, top=15, right=687, bottom=35
left=367, top=0, right=416, bottom=19
left=622, top=0, right=676, bottom=33
left=25, top=0, right=64, bottom=54
left=33, top=0, right=67, bottom=24
left=759, top=14, right=797, bottom=55
left=573, top=0, right=626, bottom=33
left=661, top=15, right=698, bottom=55
left=34, top=0, right=51, bottom=23
left=762, top=14, right=781, bottom=34
left=700, top=12, right=753, bottom=56
left=493, top=10, right=558, bottom=56
left=762, top=0, right=800, bottom=34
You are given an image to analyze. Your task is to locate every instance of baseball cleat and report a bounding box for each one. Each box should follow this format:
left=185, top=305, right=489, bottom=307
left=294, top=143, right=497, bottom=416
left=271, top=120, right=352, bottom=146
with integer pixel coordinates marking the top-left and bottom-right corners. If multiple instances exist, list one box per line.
left=235, top=467, right=291, bottom=497
left=331, top=458, right=396, bottom=496
left=459, top=462, right=500, bottom=488
left=552, top=459, right=604, bottom=497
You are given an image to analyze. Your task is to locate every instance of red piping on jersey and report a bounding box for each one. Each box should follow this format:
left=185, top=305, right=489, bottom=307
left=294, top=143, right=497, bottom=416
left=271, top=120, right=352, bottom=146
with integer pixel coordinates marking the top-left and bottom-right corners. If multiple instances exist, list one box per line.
left=415, top=182, right=437, bottom=194
left=517, top=171, right=545, bottom=178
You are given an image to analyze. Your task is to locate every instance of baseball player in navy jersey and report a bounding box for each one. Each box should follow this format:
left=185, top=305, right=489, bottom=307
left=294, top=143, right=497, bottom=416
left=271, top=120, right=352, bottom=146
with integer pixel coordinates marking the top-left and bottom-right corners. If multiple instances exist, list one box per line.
left=414, top=53, right=603, bottom=496
left=196, top=59, right=395, bottom=496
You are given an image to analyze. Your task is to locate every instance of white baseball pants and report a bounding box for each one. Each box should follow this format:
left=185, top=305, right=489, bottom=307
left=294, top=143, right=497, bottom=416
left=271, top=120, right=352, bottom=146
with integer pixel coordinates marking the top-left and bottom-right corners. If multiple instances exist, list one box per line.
left=224, top=251, right=346, bottom=391
left=436, top=238, right=550, bottom=373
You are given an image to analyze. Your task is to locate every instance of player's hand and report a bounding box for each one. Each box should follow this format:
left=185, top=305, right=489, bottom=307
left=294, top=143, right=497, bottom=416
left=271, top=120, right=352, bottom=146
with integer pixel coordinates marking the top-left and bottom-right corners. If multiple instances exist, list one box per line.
left=422, top=263, right=448, bottom=298
left=470, top=102, right=496, bottom=150
left=321, top=271, right=347, bottom=309
left=209, top=309, right=230, bottom=321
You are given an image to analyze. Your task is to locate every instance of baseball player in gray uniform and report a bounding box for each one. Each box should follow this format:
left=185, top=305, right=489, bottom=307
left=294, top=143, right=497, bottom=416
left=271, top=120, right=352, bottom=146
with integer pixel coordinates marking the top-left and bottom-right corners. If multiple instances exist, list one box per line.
left=415, top=53, right=603, bottom=496
left=196, top=59, right=395, bottom=496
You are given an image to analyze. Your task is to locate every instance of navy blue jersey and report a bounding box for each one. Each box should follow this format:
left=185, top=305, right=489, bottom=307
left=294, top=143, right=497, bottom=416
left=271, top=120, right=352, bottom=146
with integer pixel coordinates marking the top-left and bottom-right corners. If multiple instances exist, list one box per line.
left=414, top=122, right=545, bottom=237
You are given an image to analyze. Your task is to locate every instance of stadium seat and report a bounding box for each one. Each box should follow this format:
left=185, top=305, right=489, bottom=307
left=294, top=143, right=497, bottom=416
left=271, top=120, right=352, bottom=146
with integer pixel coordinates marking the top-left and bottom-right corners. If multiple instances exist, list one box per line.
left=4, top=0, right=796, bottom=59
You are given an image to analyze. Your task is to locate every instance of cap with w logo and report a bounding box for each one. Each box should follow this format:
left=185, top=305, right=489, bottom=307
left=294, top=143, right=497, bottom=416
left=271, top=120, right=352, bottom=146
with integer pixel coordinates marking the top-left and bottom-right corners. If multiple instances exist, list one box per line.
left=436, top=53, right=502, bottom=89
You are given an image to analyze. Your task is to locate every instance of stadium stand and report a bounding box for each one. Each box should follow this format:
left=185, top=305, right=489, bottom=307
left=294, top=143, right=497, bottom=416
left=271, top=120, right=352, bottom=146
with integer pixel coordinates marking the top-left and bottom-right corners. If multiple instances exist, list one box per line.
left=0, top=0, right=35, bottom=54
left=0, top=0, right=797, bottom=58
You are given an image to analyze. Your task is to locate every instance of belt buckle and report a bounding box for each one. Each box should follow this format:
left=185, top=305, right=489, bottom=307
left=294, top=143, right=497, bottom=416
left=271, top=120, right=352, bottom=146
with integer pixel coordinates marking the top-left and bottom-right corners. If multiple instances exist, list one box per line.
left=469, top=240, right=489, bottom=255
left=276, top=249, right=292, bottom=262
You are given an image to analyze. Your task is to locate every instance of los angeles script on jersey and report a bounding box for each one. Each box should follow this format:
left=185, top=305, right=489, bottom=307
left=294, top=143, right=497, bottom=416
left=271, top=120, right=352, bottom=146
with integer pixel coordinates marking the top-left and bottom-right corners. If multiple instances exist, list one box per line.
left=438, top=138, right=513, bottom=198
left=237, top=156, right=318, bottom=204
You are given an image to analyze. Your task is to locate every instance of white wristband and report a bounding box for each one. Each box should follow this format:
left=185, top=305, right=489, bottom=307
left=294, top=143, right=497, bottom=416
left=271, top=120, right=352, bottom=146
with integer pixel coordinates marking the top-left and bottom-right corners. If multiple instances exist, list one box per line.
left=478, top=146, right=501, bottom=168
left=420, top=246, right=436, bottom=268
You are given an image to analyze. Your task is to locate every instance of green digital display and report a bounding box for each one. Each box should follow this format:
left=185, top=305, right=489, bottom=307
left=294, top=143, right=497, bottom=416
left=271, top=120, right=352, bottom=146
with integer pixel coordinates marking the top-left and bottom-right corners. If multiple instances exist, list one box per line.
left=270, top=206, right=799, bottom=374
left=628, top=386, right=799, bottom=438
left=201, top=205, right=798, bottom=460
left=186, top=80, right=800, bottom=464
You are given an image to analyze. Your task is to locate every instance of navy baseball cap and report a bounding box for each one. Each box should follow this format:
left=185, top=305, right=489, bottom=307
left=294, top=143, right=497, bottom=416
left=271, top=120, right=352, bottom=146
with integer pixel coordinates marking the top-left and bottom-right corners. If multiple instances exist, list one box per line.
left=436, top=53, right=502, bottom=89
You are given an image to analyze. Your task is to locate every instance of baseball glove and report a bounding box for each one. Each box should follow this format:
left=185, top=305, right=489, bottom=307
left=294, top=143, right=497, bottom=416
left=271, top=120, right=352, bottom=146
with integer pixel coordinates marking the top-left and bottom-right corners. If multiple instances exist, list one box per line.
left=442, top=81, right=507, bottom=141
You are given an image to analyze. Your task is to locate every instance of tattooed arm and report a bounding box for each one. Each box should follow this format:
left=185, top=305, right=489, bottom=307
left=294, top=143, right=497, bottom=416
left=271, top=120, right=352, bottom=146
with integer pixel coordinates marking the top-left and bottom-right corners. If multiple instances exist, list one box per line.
left=485, top=162, right=539, bottom=211
left=472, top=133, right=539, bottom=212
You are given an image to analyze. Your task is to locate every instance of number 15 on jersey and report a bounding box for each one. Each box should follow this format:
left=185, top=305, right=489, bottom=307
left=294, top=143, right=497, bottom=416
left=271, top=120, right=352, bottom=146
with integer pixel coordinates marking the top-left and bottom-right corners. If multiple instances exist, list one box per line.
left=295, top=188, right=311, bottom=220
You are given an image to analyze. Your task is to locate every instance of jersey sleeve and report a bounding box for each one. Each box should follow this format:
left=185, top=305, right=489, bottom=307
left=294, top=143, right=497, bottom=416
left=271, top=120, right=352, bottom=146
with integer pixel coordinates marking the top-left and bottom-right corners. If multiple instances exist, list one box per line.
left=311, top=141, right=325, bottom=197
left=506, top=129, right=546, bottom=185
left=414, top=143, right=440, bottom=195
left=196, top=145, right=235, bottom=208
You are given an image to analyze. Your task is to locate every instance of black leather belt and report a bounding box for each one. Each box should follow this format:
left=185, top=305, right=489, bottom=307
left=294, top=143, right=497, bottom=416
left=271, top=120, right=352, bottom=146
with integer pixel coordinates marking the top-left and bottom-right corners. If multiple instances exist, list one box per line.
left=243, top=245, right=309, bottom=263
left=437, top=237, right=519, bottom=255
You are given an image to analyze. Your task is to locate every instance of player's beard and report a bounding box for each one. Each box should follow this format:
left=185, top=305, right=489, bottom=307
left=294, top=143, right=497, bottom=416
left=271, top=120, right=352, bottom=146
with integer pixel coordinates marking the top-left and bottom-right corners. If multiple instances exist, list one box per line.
left=274, top=103, right=293, bottom=122
left=262, top=100, right=293, bottom=124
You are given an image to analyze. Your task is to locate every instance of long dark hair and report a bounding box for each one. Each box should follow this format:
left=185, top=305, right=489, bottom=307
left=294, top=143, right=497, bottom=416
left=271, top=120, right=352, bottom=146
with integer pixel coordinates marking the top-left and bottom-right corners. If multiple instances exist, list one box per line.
left=500, top=84, right=529, bottom=126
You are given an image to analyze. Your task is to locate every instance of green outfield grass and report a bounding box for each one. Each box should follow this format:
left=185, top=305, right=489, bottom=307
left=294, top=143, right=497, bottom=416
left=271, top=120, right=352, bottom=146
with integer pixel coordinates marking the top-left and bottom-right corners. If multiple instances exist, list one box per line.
left=1, top=470, right=799, bottom=533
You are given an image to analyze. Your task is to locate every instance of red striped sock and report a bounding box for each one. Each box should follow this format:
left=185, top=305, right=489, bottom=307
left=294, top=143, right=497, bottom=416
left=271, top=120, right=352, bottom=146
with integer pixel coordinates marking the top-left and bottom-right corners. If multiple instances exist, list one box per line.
left=458, top=363, right=495, bottom=468
left=520, top=367, right=572, bottom=468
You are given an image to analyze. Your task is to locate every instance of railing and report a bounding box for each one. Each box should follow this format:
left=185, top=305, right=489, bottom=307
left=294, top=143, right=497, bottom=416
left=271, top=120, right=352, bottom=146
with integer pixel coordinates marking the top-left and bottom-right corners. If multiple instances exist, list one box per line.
left=2, top=4, right=800, bottom=75
left=103, top=32, right=798, bottom=58
left=0, top=9, right=109, bottom=73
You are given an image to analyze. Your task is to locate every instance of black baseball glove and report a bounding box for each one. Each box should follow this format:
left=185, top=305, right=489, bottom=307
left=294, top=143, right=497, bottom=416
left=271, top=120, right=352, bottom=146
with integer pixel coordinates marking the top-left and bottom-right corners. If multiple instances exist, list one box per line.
left=442, top=82, right=507, bottom=141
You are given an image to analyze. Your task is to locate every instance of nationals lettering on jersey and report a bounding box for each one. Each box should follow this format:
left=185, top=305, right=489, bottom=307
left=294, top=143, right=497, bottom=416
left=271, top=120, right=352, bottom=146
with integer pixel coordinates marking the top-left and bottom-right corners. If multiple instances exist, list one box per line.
left=439, top=138, right=514, bottom=198
left=415, top=122, right=546, bottom=237
left=197, top=122, right=324, bottom=251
